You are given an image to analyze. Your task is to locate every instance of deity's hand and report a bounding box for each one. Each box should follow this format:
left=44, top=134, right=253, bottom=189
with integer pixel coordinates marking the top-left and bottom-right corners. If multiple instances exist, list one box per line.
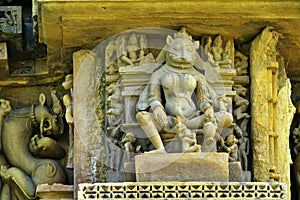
left=153, top=106, right=168, bottom=127
left=0, top=165, right=11, bottom=182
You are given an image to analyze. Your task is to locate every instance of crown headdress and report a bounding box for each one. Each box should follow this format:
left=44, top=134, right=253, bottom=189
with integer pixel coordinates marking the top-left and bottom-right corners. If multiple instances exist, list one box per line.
left=173, top=27, right=193, bottom=40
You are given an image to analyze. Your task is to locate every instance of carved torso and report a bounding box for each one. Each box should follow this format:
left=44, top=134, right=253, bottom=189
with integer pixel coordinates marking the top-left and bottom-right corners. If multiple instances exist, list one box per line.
left=162, top=70, right=197, bottom=117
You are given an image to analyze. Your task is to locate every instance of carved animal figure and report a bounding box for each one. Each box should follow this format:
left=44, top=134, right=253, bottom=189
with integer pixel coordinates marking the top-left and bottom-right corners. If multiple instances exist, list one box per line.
left=0, top=93, right=66, bottom=199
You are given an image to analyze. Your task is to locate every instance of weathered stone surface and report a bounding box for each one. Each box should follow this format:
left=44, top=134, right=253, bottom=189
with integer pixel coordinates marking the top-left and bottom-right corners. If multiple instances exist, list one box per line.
left=242, top=171, right=252, bottom=182
left=38, top=0, right=300, bottom=79
left=135, top=152, right=229, bottom=182
left=250, top=27, right=276, bottom=182
left=250, top=27, right=294, bottom=200
left=277, top=78, right=295, bottom=200
left=124, top=162, right=136, bottom=182
left=229, top=162, right=242, bottom=182
left=36, top=184, right=73, bottom=199
left=73, top=50, right=106, bottom=188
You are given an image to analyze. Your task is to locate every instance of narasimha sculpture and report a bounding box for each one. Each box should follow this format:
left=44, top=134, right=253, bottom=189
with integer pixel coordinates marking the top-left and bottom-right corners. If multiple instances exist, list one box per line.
left=135, top=28, right=233, bottom=153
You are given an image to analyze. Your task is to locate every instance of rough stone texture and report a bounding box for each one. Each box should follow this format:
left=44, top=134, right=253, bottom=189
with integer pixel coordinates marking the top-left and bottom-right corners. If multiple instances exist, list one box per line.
left=250, top=27, right=272, bottom=182
left=37, top=0, right=300, bottom=80
left=36, top=184, right=73, bottom=199
left=73, top=50, right=106, bottom=193
left=229, top=162, right=242, bottom=182
left=124, top=162, right=136, bottom=182
left=277, top=78, right=295, bottom=200
left=250, top=27, right=294, bottom=200
left=242, top=171, right=252, bottom=182
left=135, top=153, right=229, bottom=182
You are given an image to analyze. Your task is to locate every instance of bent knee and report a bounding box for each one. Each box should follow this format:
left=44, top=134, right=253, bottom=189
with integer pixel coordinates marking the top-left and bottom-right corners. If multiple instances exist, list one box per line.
left=136, top=111, right=152, bottom=125
left=215, top=112, right=233, bottom=129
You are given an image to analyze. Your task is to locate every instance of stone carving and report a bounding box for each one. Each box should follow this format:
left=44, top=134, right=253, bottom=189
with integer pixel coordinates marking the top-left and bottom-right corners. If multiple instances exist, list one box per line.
left=205, top=35, right=233, bottom=69
left=104, top=32, right=157, bottom=177
left=79, top=182, right=287, bottom=199
left=135, top=29, right=233, bottom=153
left=62, top=74, right=74, bottom=169
left=118, top=33, right=155, bottom=68
left=294, top=152, right=300, bottom=200
left=238, top=132, right=250, bottom=171
left=168, top=115, right=201, bottom=153
left=233, top=85, right=250, bottom=126
left=0, top=93, right=66, bottom=199
left=224, top=134, right=238, bottom=162
left=293, top=105, right=300, bottom=200
left=234, top=51, right=248, bottom=76
left=121, top=133, right=137, bottom=162
left=0, top=6, right=21, bottom=34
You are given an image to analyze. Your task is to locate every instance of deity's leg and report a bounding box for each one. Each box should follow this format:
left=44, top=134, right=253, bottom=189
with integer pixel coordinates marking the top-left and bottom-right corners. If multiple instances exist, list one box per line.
left=214, top=111, right=233, bottom=130
left=0, top=184, right=11, bottom=200
left=136, top=111, right=166, bottom=153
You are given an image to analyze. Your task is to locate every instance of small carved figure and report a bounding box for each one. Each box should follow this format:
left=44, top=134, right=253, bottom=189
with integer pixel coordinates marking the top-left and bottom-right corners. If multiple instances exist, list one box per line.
left=234, top=51, right=248, bottom=76
left=121, top=33, right=139, bottom=67
left=121, top=133, right=136, bottom=162
left=293, top=125, right=300, bottom=155
left=233, top=85, right=250, bottom=121
left=136, top=28, right=233, bottom=153
left=238, top=132, right=250, bottom=171
left=107, top=85, right=124, bottom=126
left=221, top=40, right=233, bottom=68
left=204, top=36, right=212, bottom=55
left=0, top=99, right=11, bottom=119
left=224, top=134, right=239, bottom=162
left=62, top=74, right=74, bottom=169
left=211, top=35, right=223, bottom=62
left=294, top=152, right=300, bottom=200
left=171, top=116, right=201, bottom=153
left=105, top=41, right=119, bottom=75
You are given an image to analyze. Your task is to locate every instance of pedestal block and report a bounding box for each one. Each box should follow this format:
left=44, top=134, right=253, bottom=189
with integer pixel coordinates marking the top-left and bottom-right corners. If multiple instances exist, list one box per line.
left=135, top=152, right=229, bottom=182
left=229, top=162, right=242, bottom=181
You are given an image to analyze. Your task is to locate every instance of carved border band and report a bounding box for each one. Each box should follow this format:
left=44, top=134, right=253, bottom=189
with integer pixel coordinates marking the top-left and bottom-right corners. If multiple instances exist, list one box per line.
left=78, top=182, right=286, bottom=199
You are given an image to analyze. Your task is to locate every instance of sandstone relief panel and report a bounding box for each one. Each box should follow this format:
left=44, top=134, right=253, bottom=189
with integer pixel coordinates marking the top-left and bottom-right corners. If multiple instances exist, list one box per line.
left=76, top=27, right=294, bottom=200
left=0, top=92, right=68, bottom=199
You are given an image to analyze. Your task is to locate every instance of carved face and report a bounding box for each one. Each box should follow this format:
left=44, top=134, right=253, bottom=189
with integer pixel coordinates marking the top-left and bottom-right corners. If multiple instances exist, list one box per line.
left=166, top=36, right=199, bottom=69
left=37, top=93, right=64, bottom=137
left=37, top=106, right=64, bottom=137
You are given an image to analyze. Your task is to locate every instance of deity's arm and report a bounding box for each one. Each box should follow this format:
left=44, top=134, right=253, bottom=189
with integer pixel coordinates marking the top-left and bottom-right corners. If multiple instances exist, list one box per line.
left=194, top=72, right=217, bottom=110
left=148, top=71, right=163, bottom=110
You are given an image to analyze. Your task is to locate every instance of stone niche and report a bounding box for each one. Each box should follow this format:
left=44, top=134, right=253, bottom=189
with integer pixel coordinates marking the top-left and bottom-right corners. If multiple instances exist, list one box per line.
left=3, top=1, right=295, bottom=199
left=73, top=25, right=294, bottom=200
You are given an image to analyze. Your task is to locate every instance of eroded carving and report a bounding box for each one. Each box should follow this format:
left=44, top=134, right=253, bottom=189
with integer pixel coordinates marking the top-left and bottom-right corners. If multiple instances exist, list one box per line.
left=0, top=93, right=66, bottom=199
left=204, top=35, right=234, bottom=69
left=62, top=74, right=74, bottom=169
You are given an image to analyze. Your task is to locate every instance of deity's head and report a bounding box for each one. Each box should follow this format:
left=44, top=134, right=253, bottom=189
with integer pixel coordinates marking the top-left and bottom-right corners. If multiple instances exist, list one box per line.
left=165, top=27, right=199, bottom=69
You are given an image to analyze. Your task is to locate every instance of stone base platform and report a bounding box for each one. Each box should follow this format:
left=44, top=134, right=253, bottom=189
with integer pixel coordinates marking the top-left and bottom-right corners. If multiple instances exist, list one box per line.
left=78, top=182, right=287, bottom=200
left=135, top=152, right=229, bottom=182
left=36, top=184, right=73, bottom=200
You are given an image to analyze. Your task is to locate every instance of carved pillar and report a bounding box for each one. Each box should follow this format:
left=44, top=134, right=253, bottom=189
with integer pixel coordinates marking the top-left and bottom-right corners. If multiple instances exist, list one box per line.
left=73, top=50, right=106, bottom=196
left=250, top=27, right=294, bottom=199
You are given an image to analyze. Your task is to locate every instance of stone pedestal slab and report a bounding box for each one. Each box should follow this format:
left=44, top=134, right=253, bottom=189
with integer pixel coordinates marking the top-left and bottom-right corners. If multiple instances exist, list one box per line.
left=229, top=162, right=242, bottom=182
left=135, top=152, right=228, bottom=182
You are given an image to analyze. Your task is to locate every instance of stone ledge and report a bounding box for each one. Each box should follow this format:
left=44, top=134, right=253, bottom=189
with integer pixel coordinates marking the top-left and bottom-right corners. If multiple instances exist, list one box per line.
left=36, top=184, right=73, bottom=200
left=78, top=182, right=287, bottom=200
left=135, top=152, right=229, bottom=182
